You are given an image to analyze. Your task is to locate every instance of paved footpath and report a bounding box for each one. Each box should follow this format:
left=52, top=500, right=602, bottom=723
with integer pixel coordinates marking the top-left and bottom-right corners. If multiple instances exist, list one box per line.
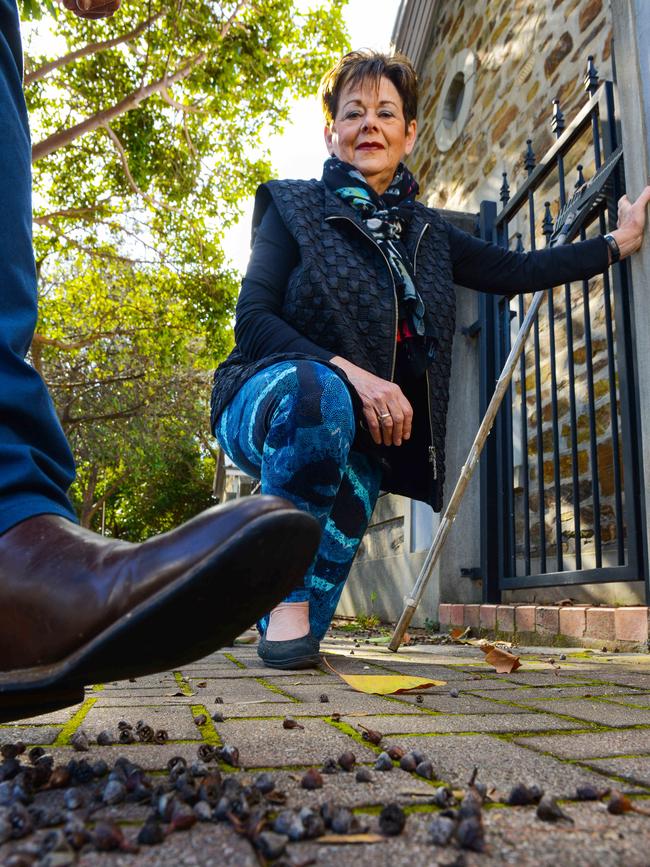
left=2, top=633, right=650, bottom=866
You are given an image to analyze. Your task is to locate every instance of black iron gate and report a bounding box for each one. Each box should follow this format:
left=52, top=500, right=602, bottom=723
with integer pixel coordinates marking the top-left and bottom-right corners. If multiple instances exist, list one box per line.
left=478, top=59, right=645, bottom=600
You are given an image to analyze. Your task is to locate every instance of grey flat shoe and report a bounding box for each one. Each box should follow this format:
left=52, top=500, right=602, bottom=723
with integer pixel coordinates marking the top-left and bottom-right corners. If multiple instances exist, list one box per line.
left=257, top=632, right=321, bottom=670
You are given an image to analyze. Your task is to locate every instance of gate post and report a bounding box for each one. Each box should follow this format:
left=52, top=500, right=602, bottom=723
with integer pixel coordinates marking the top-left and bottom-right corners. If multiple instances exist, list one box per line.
left=611, top=0, right=650, bottom=598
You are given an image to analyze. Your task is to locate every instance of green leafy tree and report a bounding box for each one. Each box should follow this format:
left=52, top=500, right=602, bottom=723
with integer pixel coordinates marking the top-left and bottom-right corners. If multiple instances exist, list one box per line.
left=21, top=0, right=349, bottom=535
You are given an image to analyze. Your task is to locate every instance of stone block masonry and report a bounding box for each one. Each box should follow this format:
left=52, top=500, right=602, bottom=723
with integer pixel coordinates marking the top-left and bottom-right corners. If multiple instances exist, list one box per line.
left=437, top=603, right=649, bottom=650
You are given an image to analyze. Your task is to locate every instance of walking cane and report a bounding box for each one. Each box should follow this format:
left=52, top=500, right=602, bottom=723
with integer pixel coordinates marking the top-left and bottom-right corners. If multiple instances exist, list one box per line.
left=388, top=147, right=623, bottom=653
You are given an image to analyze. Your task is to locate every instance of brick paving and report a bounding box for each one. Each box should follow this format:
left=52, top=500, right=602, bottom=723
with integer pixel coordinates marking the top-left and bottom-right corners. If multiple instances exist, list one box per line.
left=2, top=635, right=650, bottom=865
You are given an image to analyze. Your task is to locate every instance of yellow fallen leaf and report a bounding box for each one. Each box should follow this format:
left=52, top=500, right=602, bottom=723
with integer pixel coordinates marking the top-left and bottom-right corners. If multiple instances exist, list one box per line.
left=324, top=659, right=445, bottom=694
left=315, top=833, right=386, bottom=844
left=479, top=643, right=522, bottom=674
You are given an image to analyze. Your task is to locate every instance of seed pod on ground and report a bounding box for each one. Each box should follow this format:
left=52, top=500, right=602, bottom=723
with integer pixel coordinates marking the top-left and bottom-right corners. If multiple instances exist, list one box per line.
left=507, top=782, right=544, bottom=806
left=70, top=731, right=89, bottom=752
left=536, top=795, right=573, bottom=823
left=96, top=731, right=113, bottom=746
left=138, top=820, right=164, bottom=846
left=387, top=745, right=406, bottom=761
left=416, top=695, right=424, bottom=703
left=301, top=768, right=323, bottom=790
left=415, top=760, right=434, bottom=781
left=576, top=784, right=609, bottom=801
left=217, top=745, right=239, bottom=767
left=118, top=729, right=135, bottom=745
left=153, top=729, right=168, bottom=744
left=63, top=788, right=84, bottom=810
left=65, top=817, right=91, bottom=850
left=214, top=697, right=224, bottom=704
left=213, top=796, right=231, bottom=821
left=256, top=830, right=288, bottom=860
left=48, top=766, right=71, bottom=789
left=456, top=815, right=485, bottom=852
left=8, top=803, right=32, bottom=839
left=429, top=814, right=456, bottom=845
left=321, top=757, right=338, bottom=775
left=137, top=725, right=155, bottom=743
left=254, top=772, right=275, bottom=794
left=92, top=822, right=124, bottom=851
left=0, top=744, right=22, bottom=761
left=303, top=811, right=326, bottom=839
left=458, top=789, right=483, bottom=820
left=411, top=750, right=426, bottom=765
left=356, top=768, right=373, bottom=783
left=319, top=694, right=329, bottom=703
left=193, top=801, right=212, bottom=822
left=432, top=786, right=454, bottom=808
left=379, top=803, right=406, bottom=836
left=198, top=772, right=223, bottom=806
left=330, top=806, right=354, bottom=834
left=282, top=718, right=304, bottom=730
left=102, top=780, right=126, bottom=806
left=399, top=753, right=417, bottom=773
left=167, top=756, right=187, bottom=774
left=212, top=712, right=225, bottom=723
left=28, top=747, right=45, bottom=765
left=275, top=811, right=305, bottom=841
left=338, top=751, right=356, bottom=772
left=359, top=726, right=382, bottom=745
left=193, top=714, right=207, bottom=727
left=607, top=790, right=633, bottom=815
left=197, top=744, right=217, bottom=763
left=374, top=752, right=393, bottom=772
left=169, top=802, right=197, bottom=832
left=450, top=688, right=460, bottom=698
left=92, top=760, right=108, bottom=778
left=190, top=761, right=208, bottom=778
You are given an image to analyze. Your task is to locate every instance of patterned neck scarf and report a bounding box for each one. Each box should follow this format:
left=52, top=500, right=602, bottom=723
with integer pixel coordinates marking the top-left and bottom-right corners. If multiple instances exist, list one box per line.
left=323, top=156, right=435, bottom=376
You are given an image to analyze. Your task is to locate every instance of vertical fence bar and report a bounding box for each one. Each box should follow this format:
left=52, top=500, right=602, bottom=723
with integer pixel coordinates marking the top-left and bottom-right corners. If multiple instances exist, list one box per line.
left=516, top=230, right=531, bottom=574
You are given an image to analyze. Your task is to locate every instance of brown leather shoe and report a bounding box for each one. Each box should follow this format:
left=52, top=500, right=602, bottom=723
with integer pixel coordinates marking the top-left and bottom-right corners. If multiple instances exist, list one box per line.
left=0, top=496, right=320, bottom=722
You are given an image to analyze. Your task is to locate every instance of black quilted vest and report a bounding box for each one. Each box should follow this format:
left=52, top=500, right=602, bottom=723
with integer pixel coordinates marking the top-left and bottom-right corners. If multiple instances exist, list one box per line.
left=210, top=179, right=456, bottom=511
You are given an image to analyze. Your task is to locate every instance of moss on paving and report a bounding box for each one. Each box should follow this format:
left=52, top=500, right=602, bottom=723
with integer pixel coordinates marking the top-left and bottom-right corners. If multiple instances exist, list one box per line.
left=52, top=697, right=97, bottom=746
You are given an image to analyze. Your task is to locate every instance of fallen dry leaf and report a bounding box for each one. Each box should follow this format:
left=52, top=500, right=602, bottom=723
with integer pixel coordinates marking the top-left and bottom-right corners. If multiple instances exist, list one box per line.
left=315, top=834, right=386, bottom=844
left=479, top=643, right=522, bottom=674
left=324, top=659, right=445, bottom=694
left=450, top=627, right=471, bottom=640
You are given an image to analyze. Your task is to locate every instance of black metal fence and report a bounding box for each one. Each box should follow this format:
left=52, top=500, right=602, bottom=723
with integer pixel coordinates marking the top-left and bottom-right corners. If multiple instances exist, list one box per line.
left=477, top=59, right=645, bottom=600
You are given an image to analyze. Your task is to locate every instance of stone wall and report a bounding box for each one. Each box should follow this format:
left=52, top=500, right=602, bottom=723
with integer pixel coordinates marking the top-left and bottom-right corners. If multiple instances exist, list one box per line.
left=404, top=0, right=645, bottom=602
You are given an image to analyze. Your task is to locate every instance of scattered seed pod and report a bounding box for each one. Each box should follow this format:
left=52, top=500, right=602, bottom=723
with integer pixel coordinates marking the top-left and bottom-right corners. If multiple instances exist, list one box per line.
left=153, top=729, right=168, bottom=745
left=457, top=815, right=485, bottom=852
left=319, top=694, right=329, bottom=703
left=92, top=760, right=109, bottom=778
left=28, top=747, right=45, bottom=765
left=167, top=756, right=187, bottom=774
left=65, top=817, right=91, bottom=850
left=432, top=786, right=454, bottom=808
left=217, top=745, right=239, bottom=767
left=450, top=688, right=460, bottom=698
left=282, top=718, right=304, bottom=730
left=356, top=768, right=373, bottom=783
left=416, top=760, right=434, bottom=781
left=301, top=768, right=323, bottom=790
left=117, top=721, right=133, bottom=731
left=399, top=753, right=417, bottom=773
left=169, top=802, right=197, bottom=832
left=321, top=757, right=338, bottom=775
left=212, top=712, right=225, bottom=723
left=607, top=790, right=633, bottom=815
left=136, top=725, right=155, bottom=743
left=193, top=714, right=207, bottom=727
left=48, top=766, right=72, bottom=789
left=138, top=819, right=165, bottom=846
left=507, top=782, right=544, bottom=806
left=70, top=731, right=89, bottom=752
left=63, top=788, right=84, bottom=810
left=119, top=729, right=135, bottom=745
left=536, top=795, right=573, bottom=823
left=7, top=802, right=33, bottom=839
left=359, top=725, right=382, bottom=745
left=330, top=713, right=342, bottom=722
left=302, top=810, right=326, bottom=839
left=338, top=751, right=356, bottom=772
left=387, top=745, right=406, bottom=761
left=576, top=784, right=609, bottom=801
left=256, top=830, right=289, bottom=860
left=379, top=802, right=406, bottom=836
left=374, top=752, right=393, bottom=772
left=92, top=821, right=125, bottom=852
left=96, top=731, right=113, bottom=746
left=197, top=744, right=217, bottom=763
left=254, top=772, right=275, bottom=794
left=330, top=806, right=355, bottom=834
left=429, top=814, right=456, bottom=845
left=102, top=779, right=127, bottom=806
left=214, top=697, right=224, bottom=704
left=1, top=743, right=24, bottom=761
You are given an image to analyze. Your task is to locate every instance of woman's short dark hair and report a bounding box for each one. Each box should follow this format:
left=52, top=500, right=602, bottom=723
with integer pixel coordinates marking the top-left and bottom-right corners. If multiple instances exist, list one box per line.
left=319, top=49, right=418, bottom=130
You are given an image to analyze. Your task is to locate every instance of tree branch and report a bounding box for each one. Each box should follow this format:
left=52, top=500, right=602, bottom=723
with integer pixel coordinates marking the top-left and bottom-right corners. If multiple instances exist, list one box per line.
left=25, top=13, right=162, bottom=86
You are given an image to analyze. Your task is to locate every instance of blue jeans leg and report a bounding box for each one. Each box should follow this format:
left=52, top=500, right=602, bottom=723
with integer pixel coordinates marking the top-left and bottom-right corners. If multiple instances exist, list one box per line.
left=215, top=360, right=381, bottom=639
left=0, top=1, right=77, bottom=534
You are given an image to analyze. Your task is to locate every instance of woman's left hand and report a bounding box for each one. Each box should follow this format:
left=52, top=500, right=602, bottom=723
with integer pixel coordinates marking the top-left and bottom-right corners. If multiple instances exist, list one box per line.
left=611, top=185, right=650, bottom=260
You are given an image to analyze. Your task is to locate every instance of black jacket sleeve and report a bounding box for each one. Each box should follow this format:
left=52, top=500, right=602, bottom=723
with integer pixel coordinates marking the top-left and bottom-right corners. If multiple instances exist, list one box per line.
left=446, top=220, right=610, bottom=294
left=234, top=201, right=334, bottom=362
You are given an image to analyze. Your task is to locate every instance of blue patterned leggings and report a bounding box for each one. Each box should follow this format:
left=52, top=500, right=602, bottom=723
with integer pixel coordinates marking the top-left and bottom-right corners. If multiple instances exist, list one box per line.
left=215, top=361, right=382, bottom=640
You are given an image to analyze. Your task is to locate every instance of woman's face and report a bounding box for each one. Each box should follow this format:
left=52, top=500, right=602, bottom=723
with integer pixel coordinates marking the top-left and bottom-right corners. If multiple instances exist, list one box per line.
left=324, top=75, right=417, bottom=195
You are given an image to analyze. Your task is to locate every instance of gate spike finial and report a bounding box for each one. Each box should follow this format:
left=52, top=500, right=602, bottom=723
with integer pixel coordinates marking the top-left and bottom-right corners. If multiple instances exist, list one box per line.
left=575, top=164, right=586, bottom=189
left=551, top=99, right=565, bottom=138
left=584, top=55, right=599, bottom=96
left=500, top=171, right=510, bottom=205
left=524, top=139, right=536, bottom=175
left=542, top=202, right=554, bottom=244
left=515, top=232, right=525, bottom=253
